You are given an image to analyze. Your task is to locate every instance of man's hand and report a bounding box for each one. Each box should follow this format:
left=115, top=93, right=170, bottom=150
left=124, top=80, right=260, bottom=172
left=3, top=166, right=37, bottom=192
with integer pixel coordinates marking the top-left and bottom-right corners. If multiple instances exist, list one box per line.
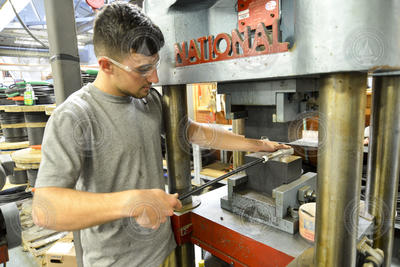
left=258, top=140, right=291, bottom=152
left=128, top=189, right=182, bottom=229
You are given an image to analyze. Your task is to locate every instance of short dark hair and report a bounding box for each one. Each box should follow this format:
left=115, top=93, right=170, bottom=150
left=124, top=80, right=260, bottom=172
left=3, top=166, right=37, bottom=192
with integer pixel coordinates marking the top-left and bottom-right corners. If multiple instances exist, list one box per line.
left=93, top=1, right=164, bottom=60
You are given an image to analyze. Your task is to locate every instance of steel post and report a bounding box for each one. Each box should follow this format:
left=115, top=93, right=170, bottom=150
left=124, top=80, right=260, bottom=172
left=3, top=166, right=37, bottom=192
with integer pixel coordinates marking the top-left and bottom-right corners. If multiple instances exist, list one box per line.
left=232, top=118, right=245, bottom=168
left=162, top=85, right=192, bottom=198
left=366, top=74, right=400, bottom=267
left=162, top=84, right=194, bottom=267
left=43, top=0, right=82, bottom=104
left=315, top=72, right=367, bottom=267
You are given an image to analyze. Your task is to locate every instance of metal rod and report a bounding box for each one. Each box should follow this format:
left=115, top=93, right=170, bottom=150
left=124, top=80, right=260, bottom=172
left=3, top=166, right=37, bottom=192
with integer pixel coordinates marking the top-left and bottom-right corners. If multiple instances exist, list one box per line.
left=179, top=148, right=292, bottom=201
left=366, top=74, right=400, bottom=267
left=315, top=72, right=367, bottom=267
left=179, top=157, right=265, bottom=201
left=232, top=118, right=245, bottom=168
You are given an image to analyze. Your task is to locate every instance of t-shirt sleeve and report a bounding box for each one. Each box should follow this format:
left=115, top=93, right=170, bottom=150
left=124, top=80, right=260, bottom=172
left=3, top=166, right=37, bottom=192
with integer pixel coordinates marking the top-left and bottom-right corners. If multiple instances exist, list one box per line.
left=150, top=88, right=165, bottom=136
left=35, top=108, right=84, bottom=188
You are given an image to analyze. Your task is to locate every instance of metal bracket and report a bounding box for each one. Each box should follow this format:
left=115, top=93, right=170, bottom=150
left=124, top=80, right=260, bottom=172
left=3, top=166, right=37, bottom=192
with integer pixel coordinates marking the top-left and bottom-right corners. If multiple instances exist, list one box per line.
left=357, top=236, right=385, bottom=267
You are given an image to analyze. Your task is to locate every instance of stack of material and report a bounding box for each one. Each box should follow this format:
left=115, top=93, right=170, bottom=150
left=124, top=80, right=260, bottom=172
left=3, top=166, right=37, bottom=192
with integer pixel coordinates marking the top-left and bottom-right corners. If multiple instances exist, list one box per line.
left=6, top=82, right=55, bottom=105
left=0, top=111, right=28, bottom=142
left=81, top=69, right=98, bottom=85
left=0, top=185, right=31, bottom=204
left=20, top=199, right=69, bottom=267
left=0, top=105, right=30, bottom=186
left=0, top=141, right=29, bottom=185
left=0, top=105, right=50, bottom=187
left=0, top=86, right=13, bottom=105
left=11, top=147, right=41, bottom=187
left=30, top=84, right=55, bottom=105
left=5, top=84, right=25, bottom=98
left=24, top=112, right=50, bottom=146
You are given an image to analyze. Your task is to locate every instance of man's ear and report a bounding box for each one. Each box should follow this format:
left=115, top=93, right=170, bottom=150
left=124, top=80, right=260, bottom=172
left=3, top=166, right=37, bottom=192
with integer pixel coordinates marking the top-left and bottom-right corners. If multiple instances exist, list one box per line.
left=98, top=57, right=113, bottom=74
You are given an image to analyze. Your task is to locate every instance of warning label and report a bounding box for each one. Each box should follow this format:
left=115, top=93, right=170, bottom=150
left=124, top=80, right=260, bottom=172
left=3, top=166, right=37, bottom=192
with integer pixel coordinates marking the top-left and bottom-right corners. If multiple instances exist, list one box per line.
left=265, top=0, right=277, bottom=11
left=238, top=9, right=250, bottom=20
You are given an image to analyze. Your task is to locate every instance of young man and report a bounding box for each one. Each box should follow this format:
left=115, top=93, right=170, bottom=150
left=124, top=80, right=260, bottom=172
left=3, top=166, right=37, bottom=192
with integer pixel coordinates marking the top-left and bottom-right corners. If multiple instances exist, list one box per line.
left=32, top=2, right=289, bottom=266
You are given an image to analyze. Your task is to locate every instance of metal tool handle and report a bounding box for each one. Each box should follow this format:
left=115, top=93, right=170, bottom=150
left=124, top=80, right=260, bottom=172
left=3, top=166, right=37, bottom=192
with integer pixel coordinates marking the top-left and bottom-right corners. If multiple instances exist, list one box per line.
left=178, top=148, right=293, bottom=201
left=178, top=157, right=266, bottom=201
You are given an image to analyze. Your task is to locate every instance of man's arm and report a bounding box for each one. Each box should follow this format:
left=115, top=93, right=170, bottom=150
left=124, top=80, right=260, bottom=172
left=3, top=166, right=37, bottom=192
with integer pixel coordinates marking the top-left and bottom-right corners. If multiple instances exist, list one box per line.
left=188, top=120, right=290, bottom=152
left=32, top=187, right=182, bottom=231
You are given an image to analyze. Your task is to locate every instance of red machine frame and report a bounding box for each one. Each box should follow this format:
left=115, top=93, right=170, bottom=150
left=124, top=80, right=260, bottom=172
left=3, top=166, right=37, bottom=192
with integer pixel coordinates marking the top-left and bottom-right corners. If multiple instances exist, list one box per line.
left=172, top=212, right=295, bottom=267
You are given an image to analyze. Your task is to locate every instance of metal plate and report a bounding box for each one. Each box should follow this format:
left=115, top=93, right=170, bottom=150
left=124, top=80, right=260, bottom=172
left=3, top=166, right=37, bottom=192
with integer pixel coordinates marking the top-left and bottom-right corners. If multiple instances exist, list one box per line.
left=237, top=0, right=279, bottom=31
left=177, top=196, right=201, bottom=212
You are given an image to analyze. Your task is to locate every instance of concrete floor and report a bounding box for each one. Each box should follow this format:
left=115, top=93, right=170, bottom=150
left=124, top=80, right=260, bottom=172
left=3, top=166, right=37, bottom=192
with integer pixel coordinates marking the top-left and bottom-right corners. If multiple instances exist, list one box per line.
left=8, top=246, right=37, bottom=267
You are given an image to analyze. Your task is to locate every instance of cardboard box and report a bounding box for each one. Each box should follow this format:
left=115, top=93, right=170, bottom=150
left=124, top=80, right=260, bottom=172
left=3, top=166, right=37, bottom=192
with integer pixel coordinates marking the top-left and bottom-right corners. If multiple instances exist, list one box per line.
left=46, top=240, right=77, bottom=267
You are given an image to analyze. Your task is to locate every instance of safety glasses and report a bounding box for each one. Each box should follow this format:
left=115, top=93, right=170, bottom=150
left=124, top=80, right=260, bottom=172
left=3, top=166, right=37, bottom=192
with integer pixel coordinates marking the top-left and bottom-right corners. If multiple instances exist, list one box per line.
left=101, top=55, right=160, bottom=77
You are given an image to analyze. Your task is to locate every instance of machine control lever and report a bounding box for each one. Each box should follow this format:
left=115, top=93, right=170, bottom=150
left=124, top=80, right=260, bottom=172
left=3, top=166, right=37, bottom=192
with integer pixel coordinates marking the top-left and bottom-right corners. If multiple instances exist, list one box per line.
left=178, top=148, right=293, bottom=201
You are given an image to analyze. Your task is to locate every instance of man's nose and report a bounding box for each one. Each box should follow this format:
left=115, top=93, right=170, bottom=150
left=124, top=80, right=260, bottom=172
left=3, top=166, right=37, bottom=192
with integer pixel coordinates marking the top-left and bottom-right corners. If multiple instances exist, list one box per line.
left=146, top=69, right=159, bottom=84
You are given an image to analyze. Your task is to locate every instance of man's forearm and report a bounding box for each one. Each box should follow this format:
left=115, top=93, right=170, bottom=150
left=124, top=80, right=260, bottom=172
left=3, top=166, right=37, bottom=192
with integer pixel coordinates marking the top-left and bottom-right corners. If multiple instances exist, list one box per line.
left=32, top=186, right=182, bottom=231
left=188, top=121, right=263, bottom=151
left=188, top=121, right=290, bottom=152
left=32, top=187, right=130, bottom=231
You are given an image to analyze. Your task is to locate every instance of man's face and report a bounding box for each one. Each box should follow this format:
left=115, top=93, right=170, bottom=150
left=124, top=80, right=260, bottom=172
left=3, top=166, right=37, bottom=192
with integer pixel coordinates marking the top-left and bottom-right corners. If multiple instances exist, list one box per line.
left=111, top=53, right=160, bottom=99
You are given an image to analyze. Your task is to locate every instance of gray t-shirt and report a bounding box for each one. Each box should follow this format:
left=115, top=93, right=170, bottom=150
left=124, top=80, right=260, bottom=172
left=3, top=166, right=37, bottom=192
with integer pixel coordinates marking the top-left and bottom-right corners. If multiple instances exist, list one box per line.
left=35, top=83, right=176, bottom=267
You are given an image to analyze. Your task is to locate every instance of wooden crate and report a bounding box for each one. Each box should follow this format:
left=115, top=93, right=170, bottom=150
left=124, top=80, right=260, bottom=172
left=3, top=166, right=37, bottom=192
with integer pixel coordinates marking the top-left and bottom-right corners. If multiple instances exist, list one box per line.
left=20, top=200, right=69, bottom=266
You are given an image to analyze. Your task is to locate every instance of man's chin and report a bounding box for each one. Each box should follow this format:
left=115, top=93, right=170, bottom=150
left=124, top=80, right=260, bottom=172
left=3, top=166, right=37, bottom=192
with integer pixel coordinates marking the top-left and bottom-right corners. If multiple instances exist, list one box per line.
left=120, top=86, right=151, bottom=99
left=132, top=90, right=150, bottom=99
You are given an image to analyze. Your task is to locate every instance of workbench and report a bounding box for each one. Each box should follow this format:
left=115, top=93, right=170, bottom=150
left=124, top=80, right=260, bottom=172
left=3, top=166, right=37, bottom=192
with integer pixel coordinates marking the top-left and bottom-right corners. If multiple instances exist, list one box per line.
left=184, top=185, right=374, bottom=266
left=188, top=186, right=312, bottom=266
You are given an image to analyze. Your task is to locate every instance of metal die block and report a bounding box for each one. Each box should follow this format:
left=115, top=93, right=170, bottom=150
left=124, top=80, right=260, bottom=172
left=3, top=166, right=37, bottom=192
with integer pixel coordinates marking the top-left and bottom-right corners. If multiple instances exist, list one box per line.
left=227, top=173, right=248, bottom=199
left=220, top=195, right=232, bottom=211
left=245, top=152, right=302, bottom=195
left=273, top=172, right=317, bottom=219
left=231, top=190, right=298, bottom=234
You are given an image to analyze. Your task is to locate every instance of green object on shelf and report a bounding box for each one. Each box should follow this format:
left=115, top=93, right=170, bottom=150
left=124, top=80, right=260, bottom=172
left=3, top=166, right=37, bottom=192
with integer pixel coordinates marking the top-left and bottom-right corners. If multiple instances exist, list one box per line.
left=6, top=92, right=19, bottom=97
left=30, top=81, right=50, bottom=85
left=16, top=81, right=50, bottom=88
left=85, top=69, right=98, bottom=75
left=24, top=84, right=35, bottom=105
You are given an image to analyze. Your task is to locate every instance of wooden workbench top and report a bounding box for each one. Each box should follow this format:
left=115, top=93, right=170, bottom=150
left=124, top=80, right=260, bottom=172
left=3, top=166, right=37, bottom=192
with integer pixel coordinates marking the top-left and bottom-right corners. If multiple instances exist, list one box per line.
left=0, top=104, right=53, bottom=113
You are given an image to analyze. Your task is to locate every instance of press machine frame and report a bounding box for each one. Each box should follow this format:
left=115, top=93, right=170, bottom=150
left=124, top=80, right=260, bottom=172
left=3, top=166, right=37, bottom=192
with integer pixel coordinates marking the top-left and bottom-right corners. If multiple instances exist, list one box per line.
left=145, top=0, right=400, bottom=266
